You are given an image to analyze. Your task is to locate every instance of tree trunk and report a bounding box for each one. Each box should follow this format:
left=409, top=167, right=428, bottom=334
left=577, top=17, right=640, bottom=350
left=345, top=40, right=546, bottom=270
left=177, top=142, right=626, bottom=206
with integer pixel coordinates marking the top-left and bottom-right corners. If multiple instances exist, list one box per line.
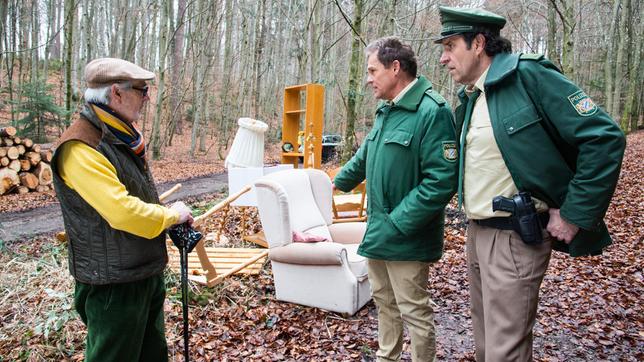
left=0, top=167, right=19, bottom=194
left=150, top=0, right=170, bottom=160
left=64, top=0, right=75, bottom=124
left=0, top=126, right=16, bottom=137
left=378, top=0, right=396, bottom=36
left=0, top=0, right=8, bottom=85
left=33, top=162, right=53, bottom=186
left=0, top=146, right=19, bottom=160
left=30, top=0, right=39, bottom=83
left=621, top=0, right=641, bottom=132
left=546, top=1, right=558, bottom=64
left=40, top=150, right=53, bottom=163
left=19, top=172, right=39, bottom=189
left=51, top=0, right=61, bottom=59
left=19, top=159, right=30, bottom=171
left=7, top=159, right=21, bottom=171
left=190, top=0, right=208, bottom=156
left=604, top=0, right=621, bottom=114
left=308, top=0, right=320, bottom=82
left=168, top=0, right=187, bottom=139
left=559, top=0, right=575, bottom=77
left=612, top=0, right=629, bottom=124
left=251, top=0, right=267, bottom=118
left=24, top=151, right=41, bottom=166
left=341, top=0, right=364, bottom=164
left=218, top=0, right=234, bottom=151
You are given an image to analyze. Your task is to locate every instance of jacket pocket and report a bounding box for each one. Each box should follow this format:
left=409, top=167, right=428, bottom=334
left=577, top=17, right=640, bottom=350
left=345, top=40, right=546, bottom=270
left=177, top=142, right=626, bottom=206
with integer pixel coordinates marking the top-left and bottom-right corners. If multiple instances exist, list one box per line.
left=383, top=130, right=413, bottom=147
left=501, top=104, right=541, bottom=135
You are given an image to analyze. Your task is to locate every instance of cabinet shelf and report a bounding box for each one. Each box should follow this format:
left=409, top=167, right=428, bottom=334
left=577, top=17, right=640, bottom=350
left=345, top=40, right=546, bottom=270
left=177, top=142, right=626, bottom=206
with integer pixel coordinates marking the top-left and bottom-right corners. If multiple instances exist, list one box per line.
left=282, top=83, right=324, bottom=169
left=285, top=85, right=307, bottom=91
left=282, top=152, right=304, bottom=157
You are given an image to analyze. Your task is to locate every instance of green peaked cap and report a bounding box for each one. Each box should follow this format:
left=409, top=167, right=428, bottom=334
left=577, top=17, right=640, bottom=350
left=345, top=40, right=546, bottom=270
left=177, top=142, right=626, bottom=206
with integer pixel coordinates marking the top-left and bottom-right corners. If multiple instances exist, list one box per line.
left=434, top=6, right=506, bottom=43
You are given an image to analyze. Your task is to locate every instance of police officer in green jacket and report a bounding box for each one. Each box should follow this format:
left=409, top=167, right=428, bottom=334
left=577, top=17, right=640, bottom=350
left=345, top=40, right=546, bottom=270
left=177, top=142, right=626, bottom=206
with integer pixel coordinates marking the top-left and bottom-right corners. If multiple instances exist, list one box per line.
left=435, top=6, right=626, bottom=361
left=333, top=37, right=458, bottom=361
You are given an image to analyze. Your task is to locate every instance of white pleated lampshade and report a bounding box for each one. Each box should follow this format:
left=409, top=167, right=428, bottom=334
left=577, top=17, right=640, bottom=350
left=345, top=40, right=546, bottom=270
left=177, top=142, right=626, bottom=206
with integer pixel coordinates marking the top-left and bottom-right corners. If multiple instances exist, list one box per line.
left=224, top=117, right=269, bottom=168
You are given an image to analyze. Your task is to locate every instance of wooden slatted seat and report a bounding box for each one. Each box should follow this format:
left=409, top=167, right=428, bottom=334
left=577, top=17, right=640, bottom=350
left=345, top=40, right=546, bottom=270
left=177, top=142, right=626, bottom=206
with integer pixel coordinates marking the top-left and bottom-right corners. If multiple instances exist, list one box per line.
left=167, top=243, right=267, bottom=286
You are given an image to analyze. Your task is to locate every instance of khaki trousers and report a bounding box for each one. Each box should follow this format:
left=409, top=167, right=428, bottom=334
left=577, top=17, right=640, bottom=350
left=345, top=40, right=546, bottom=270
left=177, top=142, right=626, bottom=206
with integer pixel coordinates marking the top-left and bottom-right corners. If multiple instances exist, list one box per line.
left=466, top=222, right=551, bottom=362
left=367, top=259, right=436, bottom=362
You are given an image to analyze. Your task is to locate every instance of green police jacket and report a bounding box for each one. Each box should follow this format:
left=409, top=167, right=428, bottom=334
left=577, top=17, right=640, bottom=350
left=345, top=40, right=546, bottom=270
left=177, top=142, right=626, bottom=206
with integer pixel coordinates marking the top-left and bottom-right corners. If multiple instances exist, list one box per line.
left=334, top=76, right=458, bottom=262
left=454, top=53, right=626, bottom=257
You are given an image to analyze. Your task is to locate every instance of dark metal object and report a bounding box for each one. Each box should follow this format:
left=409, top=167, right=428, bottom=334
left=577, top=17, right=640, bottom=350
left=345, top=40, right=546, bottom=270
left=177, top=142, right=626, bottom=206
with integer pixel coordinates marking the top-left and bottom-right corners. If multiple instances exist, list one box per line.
left=168, top=223, right=203, bottom=361
left=492, top=192, right=546, bottom=244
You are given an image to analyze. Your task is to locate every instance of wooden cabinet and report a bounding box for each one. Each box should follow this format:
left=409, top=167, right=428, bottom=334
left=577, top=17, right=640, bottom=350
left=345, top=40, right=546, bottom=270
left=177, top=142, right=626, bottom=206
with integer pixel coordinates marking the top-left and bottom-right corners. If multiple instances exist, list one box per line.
left=281, top=83, right=324, bottom=169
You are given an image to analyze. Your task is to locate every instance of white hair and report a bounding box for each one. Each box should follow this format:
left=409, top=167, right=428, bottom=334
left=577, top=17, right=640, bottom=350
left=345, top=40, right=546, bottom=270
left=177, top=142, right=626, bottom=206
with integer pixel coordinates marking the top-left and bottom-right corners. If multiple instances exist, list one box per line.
left=83, top=81, right=132, bottom=105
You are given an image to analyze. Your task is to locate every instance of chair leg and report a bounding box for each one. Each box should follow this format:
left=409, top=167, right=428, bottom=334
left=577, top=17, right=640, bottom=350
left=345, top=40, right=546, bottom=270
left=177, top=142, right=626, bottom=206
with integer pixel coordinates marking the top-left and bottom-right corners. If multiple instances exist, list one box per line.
left=332, top=199, right=340, bottom=219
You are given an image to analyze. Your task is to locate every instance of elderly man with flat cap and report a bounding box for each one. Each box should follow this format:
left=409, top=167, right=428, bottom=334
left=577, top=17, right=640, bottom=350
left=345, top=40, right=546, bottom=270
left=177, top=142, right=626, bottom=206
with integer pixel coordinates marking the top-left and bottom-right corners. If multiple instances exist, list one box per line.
left=434, top=6, right=625, bottom=361
left=52, top=58, right=193, bottom=361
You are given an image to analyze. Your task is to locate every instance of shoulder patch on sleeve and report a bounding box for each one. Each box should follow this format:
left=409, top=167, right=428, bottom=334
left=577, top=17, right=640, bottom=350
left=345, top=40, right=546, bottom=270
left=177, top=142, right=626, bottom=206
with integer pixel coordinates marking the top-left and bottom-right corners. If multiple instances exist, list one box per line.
left=442, top=141, right=458, bottom=162
left=567, top=90, right=598, bottom=116
left=425, top=89, right=446, bottom=106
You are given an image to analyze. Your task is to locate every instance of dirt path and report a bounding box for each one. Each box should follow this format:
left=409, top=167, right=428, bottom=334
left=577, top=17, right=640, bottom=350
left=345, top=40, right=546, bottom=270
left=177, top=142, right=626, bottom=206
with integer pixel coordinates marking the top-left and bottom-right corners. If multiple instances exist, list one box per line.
left=0, top=173, right=228, bottom=242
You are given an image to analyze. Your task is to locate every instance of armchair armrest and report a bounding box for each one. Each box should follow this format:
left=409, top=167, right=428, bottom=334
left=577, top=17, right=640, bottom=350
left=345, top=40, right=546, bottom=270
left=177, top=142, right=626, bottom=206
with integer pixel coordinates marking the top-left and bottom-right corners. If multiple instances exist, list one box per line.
left=328, top=222, right=367, bottom=245
left=269, top=242, right=348, bottom=265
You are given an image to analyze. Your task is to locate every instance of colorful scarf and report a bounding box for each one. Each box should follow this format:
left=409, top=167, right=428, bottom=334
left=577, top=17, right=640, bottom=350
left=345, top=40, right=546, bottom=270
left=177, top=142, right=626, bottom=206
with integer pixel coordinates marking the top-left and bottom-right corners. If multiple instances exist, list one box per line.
left=90, top=103, right=146, bottom=160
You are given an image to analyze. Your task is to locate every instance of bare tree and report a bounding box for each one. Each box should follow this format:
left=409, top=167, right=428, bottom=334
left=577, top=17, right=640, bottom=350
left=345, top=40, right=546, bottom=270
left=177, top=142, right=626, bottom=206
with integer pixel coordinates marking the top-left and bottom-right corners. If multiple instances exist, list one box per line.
left=63, top=0, right=76, bottom=124
left=150, top=0, right=170, bottom=159
left=338, top=0, right=365, bottom=164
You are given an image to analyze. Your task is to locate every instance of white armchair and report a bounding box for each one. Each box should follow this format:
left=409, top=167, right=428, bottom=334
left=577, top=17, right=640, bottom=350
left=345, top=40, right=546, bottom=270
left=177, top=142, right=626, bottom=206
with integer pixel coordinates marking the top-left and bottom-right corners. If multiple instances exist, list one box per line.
left=254, top=168, right=371, bottom=315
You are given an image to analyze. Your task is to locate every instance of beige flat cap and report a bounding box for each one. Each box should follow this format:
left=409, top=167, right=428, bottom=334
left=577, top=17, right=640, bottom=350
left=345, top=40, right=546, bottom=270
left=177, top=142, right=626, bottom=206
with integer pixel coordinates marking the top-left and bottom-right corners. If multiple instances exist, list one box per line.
left=84, top=58, right=155, bottom=88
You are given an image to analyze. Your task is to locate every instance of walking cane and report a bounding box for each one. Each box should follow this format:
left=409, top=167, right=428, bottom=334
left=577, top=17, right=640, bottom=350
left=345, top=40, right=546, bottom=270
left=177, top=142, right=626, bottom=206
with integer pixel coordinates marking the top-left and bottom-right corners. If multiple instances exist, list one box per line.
left=169, top=223, right=203, bottom=362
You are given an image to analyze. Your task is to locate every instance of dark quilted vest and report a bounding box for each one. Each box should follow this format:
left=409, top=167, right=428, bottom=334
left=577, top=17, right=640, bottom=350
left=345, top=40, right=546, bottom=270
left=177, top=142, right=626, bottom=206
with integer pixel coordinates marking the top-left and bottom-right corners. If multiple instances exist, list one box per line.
left=51, top=104, right=167, bottom=284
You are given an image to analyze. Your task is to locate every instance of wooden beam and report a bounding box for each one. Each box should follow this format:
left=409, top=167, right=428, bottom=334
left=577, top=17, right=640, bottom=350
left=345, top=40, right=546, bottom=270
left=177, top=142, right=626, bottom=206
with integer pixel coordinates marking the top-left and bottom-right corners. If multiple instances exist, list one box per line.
left=159, top=183, right=181, bottom=202
left=193, top=185, right=252, bottom=227
left=207, top=250, right=269, bottom=286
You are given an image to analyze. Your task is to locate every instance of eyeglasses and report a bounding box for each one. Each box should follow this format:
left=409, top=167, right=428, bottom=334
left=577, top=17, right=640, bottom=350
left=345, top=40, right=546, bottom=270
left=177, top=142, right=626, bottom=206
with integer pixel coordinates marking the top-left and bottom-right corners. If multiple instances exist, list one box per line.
left=131, top=85, right=149, bottom=98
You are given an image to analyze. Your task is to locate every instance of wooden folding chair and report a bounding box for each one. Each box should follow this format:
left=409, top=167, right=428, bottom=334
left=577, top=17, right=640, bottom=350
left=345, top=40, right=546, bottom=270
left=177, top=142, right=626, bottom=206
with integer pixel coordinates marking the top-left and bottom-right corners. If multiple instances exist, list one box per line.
left=326, top=167, right=367, bottom=223
left=166, top=186, right=268, bottom=287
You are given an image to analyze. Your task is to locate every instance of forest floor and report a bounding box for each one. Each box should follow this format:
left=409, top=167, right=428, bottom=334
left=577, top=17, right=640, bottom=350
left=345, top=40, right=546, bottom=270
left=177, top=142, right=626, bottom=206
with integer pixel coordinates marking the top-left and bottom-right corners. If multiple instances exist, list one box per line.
left=0, top=130, right=642, bottom=361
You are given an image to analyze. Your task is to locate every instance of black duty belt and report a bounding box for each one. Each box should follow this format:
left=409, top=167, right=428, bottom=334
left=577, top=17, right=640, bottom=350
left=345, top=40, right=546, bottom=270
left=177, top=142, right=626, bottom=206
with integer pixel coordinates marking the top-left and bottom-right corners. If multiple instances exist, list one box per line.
left=473, top=212, right=550, bottom=230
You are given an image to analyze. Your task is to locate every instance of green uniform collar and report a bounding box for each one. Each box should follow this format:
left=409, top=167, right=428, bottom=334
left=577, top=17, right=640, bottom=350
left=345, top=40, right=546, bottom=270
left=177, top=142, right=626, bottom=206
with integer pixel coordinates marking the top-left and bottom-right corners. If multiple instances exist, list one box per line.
left=456, top=52, right=519, bottom=100
left=377, top=75, right=433, bottom=112
left=485, top=52, right=520, bottom=87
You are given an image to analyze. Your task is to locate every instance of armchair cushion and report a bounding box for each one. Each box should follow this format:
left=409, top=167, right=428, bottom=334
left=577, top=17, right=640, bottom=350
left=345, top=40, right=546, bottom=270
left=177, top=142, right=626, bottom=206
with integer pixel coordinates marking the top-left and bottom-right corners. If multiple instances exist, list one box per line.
left=269, top=242, right=346, bottom=265
left=327, top=222, right=367, bottom=245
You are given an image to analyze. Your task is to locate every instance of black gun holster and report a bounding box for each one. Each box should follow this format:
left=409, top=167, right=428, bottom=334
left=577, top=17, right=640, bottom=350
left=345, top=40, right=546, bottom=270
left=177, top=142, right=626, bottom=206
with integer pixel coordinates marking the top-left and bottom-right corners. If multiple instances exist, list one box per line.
left=492, top=192, right=548, bottom=245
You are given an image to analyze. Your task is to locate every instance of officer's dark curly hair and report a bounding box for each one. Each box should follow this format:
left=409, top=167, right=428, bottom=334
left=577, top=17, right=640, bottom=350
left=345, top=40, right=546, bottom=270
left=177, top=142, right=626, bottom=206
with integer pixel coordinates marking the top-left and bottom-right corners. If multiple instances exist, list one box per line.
left=463, top=29, right=512, bottom=56
left=365, top=37, right=418, bottom=78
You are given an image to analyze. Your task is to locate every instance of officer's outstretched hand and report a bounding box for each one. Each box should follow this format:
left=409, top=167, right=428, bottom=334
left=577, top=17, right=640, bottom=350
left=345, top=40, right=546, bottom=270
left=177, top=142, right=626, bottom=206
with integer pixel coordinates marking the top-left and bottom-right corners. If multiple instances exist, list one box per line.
left=546, top=208, right=579, bottom=244
left=170, top=201, right=194, bottom=225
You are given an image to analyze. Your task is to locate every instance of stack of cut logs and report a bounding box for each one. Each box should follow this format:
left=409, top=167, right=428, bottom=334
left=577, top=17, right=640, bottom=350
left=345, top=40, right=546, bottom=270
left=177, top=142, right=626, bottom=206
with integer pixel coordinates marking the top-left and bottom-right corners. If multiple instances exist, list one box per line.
left=0, top=126, right=53, bottom=195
